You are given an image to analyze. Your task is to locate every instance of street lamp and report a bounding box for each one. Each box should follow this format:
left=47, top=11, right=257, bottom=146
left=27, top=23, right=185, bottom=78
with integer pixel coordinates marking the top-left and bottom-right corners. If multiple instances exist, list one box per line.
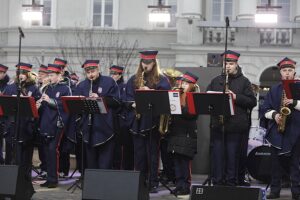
left=255, top=0, right=281, bottom=24
left=148, top=0, right=171, bottom=23
left=22, top=0, right=44, bottom=21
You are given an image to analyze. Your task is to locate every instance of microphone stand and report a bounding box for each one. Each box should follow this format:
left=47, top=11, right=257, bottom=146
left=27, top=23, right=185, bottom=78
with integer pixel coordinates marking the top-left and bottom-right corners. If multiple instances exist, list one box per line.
left=12, top=27, right=25, bottom=165
left=202, top=17, right=230, bottom=186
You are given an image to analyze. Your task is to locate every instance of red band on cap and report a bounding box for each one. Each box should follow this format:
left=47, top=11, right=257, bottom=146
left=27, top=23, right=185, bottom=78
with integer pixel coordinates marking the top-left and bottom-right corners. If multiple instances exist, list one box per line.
left=47, top=67, right=61, bottom=72
left=54, top=60, right=66, bottom=66
left=183, top=74, right=196, bottom=84
left=19, top=66, right=31, bottom=71
left=140, top=54, right=157, bottom=60
left=0, top=67, right=7, bottom=72
left=280, top=61, right=295, bottom=67
left=224, top=54, right=238, bottom=60
left=83, top=63, right=99, bottom=68
left=110, top=68, right=123, bottom=73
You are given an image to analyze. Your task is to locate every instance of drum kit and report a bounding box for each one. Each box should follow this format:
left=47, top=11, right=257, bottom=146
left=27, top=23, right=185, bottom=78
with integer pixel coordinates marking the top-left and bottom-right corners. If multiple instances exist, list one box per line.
left=246, top=126, right=272, bottom=183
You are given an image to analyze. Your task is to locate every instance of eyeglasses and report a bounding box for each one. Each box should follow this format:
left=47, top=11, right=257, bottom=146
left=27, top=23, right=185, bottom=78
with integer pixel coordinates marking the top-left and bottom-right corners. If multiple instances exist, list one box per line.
left=141, top=59, right=154, bottom=65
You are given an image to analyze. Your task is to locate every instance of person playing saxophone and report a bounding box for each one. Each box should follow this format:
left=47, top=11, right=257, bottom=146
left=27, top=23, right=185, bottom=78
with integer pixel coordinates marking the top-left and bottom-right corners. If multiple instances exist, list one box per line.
left=261, top=57, right=300, bottom=200
left=125, top=50, right=171, bottom=193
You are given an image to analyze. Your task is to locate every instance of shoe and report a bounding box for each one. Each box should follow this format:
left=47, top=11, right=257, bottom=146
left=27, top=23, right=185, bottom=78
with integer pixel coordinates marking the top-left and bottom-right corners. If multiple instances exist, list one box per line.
left=292, top=193, right=300, bottom=200
left=176, top=188, right=190, bottom=196
left=59, top=172, right=68, bottom=178
left=40, top=181, right=58, bottom=188
left=37, top=171, right=47, bottom=179
left=238, top=180, right=251, bottom=187
left=171, top=186, right=182, bottom=195
left=149, top=186, right=158, bottom=193
left=266, top=192, right=280, bottom=199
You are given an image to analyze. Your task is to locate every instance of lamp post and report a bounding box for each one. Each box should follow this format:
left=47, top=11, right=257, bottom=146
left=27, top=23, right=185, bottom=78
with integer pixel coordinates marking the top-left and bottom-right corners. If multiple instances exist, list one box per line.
left=148, top=0, right=171, bottom=23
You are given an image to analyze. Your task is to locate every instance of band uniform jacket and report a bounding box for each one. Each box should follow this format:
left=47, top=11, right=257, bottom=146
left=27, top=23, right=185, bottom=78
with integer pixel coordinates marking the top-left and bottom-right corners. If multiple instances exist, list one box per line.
left=3, top=82, right=41, bottom=143
left=39, top=81, right=71, bottom=138
left=125, top=74, right=171, bottom=135
left=0, top=75, right=10, bottom=136
left=70, top=74, right=120, bottom=147
left=261, top=83, right=300, bottom=154
left=206, top=67, right=257, bottom=133
left=167, top=106, right=198, bottom=159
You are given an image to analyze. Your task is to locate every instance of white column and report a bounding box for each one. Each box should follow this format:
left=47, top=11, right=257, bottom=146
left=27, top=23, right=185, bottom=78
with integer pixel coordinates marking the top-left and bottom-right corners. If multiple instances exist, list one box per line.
left=181, top=0, right=202, bottom=18
left=237, top=0, right=256, bottom=20
left=295, top=0, right=300, bottom=22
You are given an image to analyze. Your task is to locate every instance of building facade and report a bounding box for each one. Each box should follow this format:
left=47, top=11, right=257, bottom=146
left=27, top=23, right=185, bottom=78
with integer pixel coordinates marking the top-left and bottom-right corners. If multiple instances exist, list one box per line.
left=1, top=0, right=300, bottom=125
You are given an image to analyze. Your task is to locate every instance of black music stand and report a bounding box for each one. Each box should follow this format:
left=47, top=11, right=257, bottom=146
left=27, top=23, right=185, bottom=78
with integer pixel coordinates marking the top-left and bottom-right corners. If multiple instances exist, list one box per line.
left=61, top=96, right=107, bottom=193
left=187, top=92, right=234, bottom=186
left=0, top=95, right=38, bottom=164
left=0, top=95, right=37, bottom=199
left=135, top=90, right=177, bottom=196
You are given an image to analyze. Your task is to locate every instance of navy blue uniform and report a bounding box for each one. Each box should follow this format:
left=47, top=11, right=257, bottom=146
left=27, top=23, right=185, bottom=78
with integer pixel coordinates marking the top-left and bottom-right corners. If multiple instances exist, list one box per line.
left=0, top=75, right=10, bottom=164
left=39, top=82, right=71, bottom=184
left=4, top=82, right=41, bottom=180
left=261, top=83, right=300, bottom=196
left=72, top=75, right=119, bottom=169
left=167, top=105, right=198, bottom=192
left=126, top=74, right=171, bottom=188
left=207, top=67, right=256, bottom=185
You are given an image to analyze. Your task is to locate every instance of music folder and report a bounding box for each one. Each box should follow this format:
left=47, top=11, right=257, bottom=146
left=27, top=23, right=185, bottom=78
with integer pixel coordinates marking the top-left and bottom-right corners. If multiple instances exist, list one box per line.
left=135, top=90, right=182, bottom=115
left=0, top=95, right=38, bottom=118
left=61, top=96, right=108, bottom=114
left=187, top=92, right=235, bottom=115
left=282, top=79, right=300, bottom=100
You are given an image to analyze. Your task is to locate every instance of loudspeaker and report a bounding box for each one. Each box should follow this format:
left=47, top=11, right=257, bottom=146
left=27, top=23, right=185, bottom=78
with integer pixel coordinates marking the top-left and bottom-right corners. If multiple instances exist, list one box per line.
left=191, top=185, right=264, bottom=200
left=82, top=169, right=149, bottom=200
left=0, top=165, right=34, bottom=200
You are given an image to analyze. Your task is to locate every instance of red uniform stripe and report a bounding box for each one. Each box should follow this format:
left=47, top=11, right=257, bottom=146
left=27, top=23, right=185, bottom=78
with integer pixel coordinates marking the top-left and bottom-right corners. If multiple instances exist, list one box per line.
left=224, top=54, right=239, bottom=60
left=110, top=68, right=123, bottom=73
left=140, top=54, right=157, bottom=60
left=47, top=67, right=61, bottom=72
left=183, top=74, right=197, bottom=83
left=83, top=63, right=98, bottom=68
left=19, top=65, right=31, bottom=71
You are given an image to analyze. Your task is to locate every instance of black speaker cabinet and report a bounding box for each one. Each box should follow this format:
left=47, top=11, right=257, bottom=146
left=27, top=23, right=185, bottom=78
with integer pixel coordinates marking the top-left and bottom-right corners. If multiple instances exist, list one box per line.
left=0, top=165, right=34, bottom=200
left=82, top=169, right=149, bottom=200
left=191, top=185, right=264, bottom=200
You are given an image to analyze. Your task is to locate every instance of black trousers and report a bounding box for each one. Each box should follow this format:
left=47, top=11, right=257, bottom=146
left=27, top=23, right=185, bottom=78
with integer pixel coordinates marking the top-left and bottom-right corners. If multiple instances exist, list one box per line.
left=270, top=138, right=300, bottom=195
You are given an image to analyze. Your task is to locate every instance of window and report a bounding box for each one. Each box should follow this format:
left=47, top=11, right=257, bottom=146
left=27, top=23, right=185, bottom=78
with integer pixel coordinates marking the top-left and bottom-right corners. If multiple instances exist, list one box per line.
left=93, top=0, right=113, bottom=27
left=212, top=0, right=233, bottom=21
left=31, top=0, right=52, bottom=26
left=257, top=0, right=290, bottom=22
left=153, top=0, right=177, bottom=28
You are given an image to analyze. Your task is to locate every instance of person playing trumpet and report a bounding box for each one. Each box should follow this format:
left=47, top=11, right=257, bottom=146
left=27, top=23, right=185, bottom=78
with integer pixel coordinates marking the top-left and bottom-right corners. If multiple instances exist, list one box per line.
left=261, top=57, right=300, bottom=200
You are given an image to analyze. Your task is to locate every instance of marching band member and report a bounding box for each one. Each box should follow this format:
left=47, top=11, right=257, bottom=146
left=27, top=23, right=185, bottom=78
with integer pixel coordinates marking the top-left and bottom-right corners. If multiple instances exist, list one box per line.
left=4, top=63, right=40, bottom=192
left=54, top=58, right=72, bottom=178
left=38, top=64, right=71, bottom=188
left=110, top=65, right=134, bottom=170
left=0, top=64, right=9, bottom=165
left=167, top=71, right=199, bottom=196
left=126, top=50, right=171, bottom=193
left=72, top=60, right=119, bottom=169
left=262, top=57, right=300, bottom=200
left=207, top=50, right=256, bottom=186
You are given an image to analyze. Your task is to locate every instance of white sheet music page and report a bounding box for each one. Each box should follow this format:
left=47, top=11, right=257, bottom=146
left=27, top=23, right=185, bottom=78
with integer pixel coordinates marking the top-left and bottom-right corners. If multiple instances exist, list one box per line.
left=96, top=98, right=108, bottom=114
left=168, top=91, right=182, bottom=114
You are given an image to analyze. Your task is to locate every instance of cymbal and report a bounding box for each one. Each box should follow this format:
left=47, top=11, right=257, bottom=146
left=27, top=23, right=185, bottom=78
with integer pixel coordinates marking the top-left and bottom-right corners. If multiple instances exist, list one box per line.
left=162, top=68, right=182, bottom=78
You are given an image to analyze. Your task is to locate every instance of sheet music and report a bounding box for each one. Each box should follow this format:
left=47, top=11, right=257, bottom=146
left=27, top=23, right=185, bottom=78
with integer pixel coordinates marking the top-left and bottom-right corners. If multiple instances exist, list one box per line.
left=206, top=91, right=235, bottom=115
left=96, top=98, right=108, bottom=114
left=168, top=91, right=182, bottom=114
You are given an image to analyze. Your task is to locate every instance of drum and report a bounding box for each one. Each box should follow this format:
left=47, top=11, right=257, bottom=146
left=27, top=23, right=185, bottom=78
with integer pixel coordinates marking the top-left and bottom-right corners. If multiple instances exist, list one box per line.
left=248, top=126, right=266, bottom=154
left=247, top=145, right=272, bottom=183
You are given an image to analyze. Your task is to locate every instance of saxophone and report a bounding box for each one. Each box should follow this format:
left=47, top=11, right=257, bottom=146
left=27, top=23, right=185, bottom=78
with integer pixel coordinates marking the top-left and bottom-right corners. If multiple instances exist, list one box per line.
left=135, top=71, right=145, bottom=119
left=278, top=89, right=291, bottom=133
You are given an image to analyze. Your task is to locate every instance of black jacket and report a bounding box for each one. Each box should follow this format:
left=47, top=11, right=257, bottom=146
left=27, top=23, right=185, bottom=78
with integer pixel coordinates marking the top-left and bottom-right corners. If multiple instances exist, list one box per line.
left=206, top=67, right=257, bottom=133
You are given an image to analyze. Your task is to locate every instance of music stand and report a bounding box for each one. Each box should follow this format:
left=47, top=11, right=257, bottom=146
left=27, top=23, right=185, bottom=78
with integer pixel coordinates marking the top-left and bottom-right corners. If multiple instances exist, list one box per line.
left=61, top=96, right=107, bottom=193
left=186, top=92, right=234, bottom=186
left=0, top=95, right=37, bottom=199
left=282, top=80, right=300, bottom=100
left=135, top=90, right=181, bottom=197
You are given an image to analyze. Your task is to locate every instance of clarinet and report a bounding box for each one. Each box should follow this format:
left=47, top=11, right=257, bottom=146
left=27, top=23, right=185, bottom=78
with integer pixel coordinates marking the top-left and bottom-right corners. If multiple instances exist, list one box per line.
left=88, top=79, right=93, bottom=126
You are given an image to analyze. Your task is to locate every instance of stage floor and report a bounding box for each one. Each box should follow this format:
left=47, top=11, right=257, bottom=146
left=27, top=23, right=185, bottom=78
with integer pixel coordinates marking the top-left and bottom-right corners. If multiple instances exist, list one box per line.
left=31, top=172, right=293, bottom=200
